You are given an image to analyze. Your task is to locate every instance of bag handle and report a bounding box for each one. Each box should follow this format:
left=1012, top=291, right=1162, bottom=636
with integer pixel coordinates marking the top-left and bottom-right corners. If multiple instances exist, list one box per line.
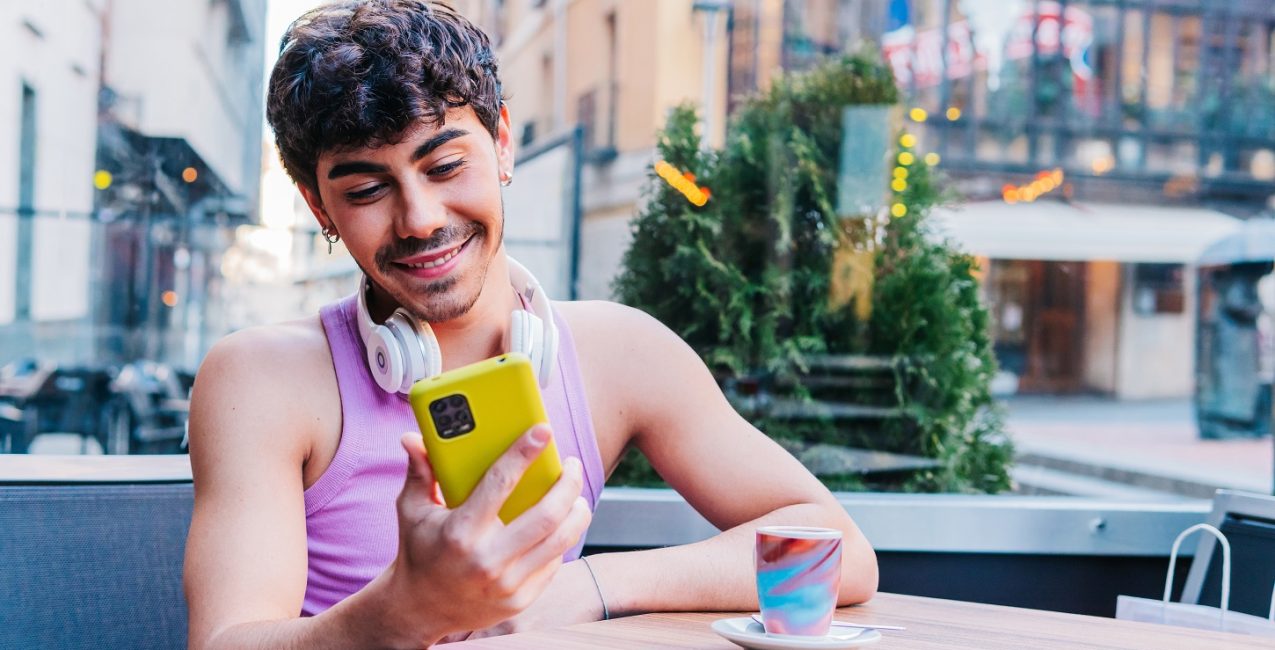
left=1163, top=523, right=1230, bottom=626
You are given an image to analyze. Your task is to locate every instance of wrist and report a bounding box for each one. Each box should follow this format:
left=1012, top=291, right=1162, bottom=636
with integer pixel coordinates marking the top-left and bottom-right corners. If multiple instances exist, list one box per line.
left=577, top=556, right=610, bottom=621
left=340, top=568, right=449, bottom=649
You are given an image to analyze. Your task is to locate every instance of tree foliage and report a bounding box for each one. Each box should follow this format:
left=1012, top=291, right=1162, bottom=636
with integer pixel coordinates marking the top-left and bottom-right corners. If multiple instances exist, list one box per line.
left=612, top=54, right=1011, bottom=493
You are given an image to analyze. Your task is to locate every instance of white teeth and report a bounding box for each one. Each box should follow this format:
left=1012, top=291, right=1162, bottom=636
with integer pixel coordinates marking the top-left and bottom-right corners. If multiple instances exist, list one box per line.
left=406, top=246, right=461, bottom=269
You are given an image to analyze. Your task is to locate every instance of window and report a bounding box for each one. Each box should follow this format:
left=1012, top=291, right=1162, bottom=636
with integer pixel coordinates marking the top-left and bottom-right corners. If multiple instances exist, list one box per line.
left=1133, top=263, right=1186, bottom=315
left=16, top=83, right=36, bottom=321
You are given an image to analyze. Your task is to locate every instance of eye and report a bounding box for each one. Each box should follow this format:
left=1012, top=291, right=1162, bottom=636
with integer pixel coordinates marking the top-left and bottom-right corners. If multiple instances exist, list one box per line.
left=345, top=184, right=386, bottom=201
left=427, top=159, right=466, bottom=178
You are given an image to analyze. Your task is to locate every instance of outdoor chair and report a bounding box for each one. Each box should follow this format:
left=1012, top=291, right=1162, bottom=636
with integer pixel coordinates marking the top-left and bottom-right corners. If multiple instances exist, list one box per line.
left=0, top=478, right=193, bottom=648
left=0, top=365, right=114, bottom=454
left=1180, top=489, right=1275, bottom=618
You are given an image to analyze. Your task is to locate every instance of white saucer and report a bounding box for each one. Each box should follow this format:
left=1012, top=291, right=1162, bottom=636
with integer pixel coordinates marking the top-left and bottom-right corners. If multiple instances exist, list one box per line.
left=710, top=617, right=882, bottom=649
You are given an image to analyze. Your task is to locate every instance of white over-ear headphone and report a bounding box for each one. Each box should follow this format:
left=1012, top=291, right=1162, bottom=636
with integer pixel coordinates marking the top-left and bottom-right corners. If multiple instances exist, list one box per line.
left=355, top=257, right=559, bottom=393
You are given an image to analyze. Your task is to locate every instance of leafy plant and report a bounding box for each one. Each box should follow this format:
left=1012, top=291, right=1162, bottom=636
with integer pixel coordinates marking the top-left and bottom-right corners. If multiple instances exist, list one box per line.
left=612, top=53, right=1011, bottom=493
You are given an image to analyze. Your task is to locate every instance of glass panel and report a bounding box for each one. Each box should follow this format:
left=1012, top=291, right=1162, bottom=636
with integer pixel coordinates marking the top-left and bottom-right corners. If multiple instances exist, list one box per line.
left=4, top=0, right=1272, bottom=503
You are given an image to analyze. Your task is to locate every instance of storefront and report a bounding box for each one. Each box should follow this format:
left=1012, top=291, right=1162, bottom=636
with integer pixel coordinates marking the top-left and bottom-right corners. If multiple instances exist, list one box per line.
left=933, top=200, right=1241, bottom=398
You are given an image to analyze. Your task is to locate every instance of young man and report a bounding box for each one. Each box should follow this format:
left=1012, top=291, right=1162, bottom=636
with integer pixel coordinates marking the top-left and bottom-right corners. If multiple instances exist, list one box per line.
left=184, top=1, right=877, bottom=647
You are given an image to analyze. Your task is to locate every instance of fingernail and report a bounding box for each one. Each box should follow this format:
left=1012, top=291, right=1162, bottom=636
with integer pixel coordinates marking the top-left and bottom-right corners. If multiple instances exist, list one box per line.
left=531, top=425, right=551, bottom=445
left=575, top=496, right=588, bottom=509
left=564, top=456, right=582, bottom=473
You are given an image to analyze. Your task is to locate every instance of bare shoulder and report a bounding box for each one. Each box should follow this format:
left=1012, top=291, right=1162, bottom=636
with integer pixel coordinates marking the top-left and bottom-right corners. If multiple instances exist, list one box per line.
left=194, top=316, right=333, bottom=408
left=553, top=301, right=715, bottom=449
left=197, top=317, right=332, bottom=380
left=553, top=300, right=687, bottom=361
left=189, top=316, right=338, bottom=471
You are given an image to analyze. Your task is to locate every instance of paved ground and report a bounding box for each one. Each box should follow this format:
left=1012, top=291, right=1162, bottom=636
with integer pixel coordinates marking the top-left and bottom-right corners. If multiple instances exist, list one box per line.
left=1004, top=396, right=1273, bottom=496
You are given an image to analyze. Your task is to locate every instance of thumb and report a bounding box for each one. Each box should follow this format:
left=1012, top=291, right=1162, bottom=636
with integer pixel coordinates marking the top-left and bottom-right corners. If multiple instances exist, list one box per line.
left=399, top=432, right=445, bottom=506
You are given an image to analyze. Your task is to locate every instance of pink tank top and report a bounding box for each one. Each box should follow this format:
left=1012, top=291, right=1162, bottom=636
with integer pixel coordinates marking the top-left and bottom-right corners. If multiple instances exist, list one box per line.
left=301, top=294, right=605, bottom=615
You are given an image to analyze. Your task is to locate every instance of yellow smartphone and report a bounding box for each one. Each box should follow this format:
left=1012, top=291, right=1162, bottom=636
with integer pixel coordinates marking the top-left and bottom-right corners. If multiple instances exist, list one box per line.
left=408, top=352, right=563, bottom=523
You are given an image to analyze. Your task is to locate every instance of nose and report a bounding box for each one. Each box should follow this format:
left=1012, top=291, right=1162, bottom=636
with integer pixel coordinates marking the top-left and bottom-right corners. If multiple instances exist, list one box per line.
left=393, top=179, right=448, bottom=241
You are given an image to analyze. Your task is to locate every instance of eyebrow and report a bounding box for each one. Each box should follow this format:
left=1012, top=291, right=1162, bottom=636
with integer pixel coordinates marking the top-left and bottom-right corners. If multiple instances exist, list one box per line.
left=326, top=128, right=471, bottom=180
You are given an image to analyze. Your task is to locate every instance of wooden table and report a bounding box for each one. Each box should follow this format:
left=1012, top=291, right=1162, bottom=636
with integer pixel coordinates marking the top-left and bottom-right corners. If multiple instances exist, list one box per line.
left=450, top=592, right=1267, bottom=649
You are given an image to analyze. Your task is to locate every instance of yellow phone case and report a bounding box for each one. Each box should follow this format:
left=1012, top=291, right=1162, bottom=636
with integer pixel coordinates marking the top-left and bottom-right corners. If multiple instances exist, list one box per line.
left=408, top=353, right=562, bottom=523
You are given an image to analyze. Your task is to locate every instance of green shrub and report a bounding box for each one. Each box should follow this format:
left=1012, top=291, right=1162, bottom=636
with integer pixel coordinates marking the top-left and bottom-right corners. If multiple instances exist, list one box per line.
left=612, top=53, right=1011, bottom=493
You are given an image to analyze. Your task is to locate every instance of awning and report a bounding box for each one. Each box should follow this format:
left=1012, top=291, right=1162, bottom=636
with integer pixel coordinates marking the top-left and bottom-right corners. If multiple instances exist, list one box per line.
left=1198, top=218, right=1275, bottom=266
left=930, top=200, right=1242, bottom=264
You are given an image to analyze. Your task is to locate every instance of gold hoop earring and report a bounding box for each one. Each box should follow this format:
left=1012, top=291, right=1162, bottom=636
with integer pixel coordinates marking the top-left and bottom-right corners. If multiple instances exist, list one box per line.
left=322, top=226, right=340, bottom=254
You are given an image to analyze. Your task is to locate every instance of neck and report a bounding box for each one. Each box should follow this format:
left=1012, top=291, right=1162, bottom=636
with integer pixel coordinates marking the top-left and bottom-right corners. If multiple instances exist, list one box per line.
left=368, top=252, right=519, bottom=372
left=431, top=254, right=518, bottom=371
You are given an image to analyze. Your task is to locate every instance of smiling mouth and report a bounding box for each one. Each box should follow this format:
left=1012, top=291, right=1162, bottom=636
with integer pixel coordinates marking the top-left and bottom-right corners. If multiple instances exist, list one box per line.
left=394, top=235, right=474, bottom=272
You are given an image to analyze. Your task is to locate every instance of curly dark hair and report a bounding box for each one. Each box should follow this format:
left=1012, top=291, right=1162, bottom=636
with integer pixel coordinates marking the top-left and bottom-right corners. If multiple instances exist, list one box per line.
left=266, top=0, right=502, bottom=192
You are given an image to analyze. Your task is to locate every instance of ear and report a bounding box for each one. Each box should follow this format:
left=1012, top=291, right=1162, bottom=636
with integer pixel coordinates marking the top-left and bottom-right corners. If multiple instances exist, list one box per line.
left=495, top=103, right=515, bottom=178
left=297, top=183, right=331, bottom=231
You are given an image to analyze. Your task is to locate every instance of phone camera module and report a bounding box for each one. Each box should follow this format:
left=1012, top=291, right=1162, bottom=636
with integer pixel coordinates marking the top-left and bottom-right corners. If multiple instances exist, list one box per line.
left=431, top=394, right=475, bottom=439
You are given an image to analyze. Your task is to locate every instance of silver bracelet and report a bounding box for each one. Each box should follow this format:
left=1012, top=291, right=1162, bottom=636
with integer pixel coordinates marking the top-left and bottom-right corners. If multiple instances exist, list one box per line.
left=579, top=555, right=610, bottom=620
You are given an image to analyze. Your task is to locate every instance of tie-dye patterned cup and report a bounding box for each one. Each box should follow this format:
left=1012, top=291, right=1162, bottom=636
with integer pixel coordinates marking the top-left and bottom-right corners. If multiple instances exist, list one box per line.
left=755, top=526, right=842, bottom=637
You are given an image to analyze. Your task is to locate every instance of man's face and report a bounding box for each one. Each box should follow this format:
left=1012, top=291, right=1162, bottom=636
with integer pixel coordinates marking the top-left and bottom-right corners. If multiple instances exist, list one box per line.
left=303, top=105, right=513, bottom=323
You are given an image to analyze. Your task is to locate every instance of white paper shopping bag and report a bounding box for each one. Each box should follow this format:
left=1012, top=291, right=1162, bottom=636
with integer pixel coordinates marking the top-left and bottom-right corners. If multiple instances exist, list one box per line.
left=1116, top=523, right=1275, bottom=638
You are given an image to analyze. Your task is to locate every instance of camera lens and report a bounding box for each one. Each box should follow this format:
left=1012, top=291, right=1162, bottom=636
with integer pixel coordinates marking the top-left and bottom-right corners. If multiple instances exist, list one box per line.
left=437, top=414, right=452, bottom=427
left=449, top=395, right=465, bottom=408
left=430, top=400, right=447, bottom=413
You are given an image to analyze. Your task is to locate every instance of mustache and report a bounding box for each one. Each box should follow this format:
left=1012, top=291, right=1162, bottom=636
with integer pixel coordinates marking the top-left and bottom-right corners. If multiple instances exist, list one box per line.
left=374, top=223, right=483, bottom=272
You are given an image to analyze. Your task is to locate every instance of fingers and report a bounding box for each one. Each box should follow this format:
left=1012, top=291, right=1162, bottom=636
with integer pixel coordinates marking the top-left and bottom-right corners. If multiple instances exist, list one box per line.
left=503, top=456, right=584, bottom=546
left=461, top=424, right=554, bottom=521
left=502, top=494, right=593, bottom=588
left=398, top=432, right=443, bottom=507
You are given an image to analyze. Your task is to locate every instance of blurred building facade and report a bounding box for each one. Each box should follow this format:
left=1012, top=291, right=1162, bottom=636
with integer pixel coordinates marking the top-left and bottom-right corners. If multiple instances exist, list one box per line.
left=881, top=0, right=1275, bottom=399
left=0, top=1, right=104, bottom=366
left=469, top=0, right=1274, bottom=400
left=0, top=0, right=268, bottom=370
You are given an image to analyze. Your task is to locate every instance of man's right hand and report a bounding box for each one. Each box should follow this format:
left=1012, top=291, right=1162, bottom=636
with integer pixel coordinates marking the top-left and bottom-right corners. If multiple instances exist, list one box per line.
left=384, top=424, right=591, bottom=646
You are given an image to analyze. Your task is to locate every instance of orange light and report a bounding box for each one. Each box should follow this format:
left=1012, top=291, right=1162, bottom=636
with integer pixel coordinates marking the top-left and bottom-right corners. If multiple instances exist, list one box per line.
left=161, top=291, right=178, bottom=307
left=655, top=160, right=711, bottom=206
left=181, top=167, right=198, bottom=183
left=1004, top=189, right=1020, bottom=203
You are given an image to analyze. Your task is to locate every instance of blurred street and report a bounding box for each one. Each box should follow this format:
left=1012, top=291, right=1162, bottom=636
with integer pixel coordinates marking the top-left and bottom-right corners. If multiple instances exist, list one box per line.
left=1008, top=396, right=1272, bottom=498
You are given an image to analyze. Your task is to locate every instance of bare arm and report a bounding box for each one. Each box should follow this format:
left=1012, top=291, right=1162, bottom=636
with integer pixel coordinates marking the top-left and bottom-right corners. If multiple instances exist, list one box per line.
left=468, top=303, right=876, bottom=638
left=581, top=305, right=878, bottom=615
left=184, top=326, right=591, bottom=649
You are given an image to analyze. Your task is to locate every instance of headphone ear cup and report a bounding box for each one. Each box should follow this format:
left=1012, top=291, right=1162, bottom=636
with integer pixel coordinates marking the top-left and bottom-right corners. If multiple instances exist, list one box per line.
left=510, top=310, right=546, bottom=384
left=366, top=324, right=406, bottom=394
left=417, top=320, right=443, bottom=379
left=385, top=311, right=429, bottom=392
left=508, top=310, right=533, bottom=357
